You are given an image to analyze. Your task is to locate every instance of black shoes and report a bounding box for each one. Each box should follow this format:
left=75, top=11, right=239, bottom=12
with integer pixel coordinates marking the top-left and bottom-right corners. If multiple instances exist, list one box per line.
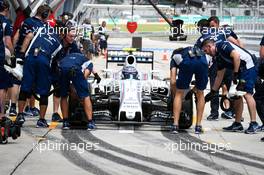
left=223, top=122, right=244, bottom=132
left=207, top=113, right=219, bottom=121
left=221, top=111, right=234, bottom=119
left=52, top=112, right=63, bottom=122
left=195, top=125, right=203, bottom=134
left=15, top=113, right=26, bottom=126
left=171, top=125, right=179, bottom=134
left=244, top=122, right=259, bottom=134
left=62, top=120, right=71, bottom=130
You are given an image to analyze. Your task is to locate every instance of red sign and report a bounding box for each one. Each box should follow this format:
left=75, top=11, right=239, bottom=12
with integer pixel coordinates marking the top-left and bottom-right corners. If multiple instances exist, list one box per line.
left=127, top=21, right=137, bottom=34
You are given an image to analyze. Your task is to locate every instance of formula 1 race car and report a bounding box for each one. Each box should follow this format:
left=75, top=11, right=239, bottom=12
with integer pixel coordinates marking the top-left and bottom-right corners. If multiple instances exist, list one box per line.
left=68, top=49, right=193, bottom=129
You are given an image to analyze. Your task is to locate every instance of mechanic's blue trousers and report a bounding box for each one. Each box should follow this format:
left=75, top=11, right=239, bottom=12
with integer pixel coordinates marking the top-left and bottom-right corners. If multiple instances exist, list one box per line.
left=254, top=78, right=264, bottom=125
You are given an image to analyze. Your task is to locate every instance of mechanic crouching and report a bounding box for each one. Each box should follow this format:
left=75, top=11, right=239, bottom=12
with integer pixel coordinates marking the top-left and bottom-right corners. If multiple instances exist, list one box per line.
left=58, top=42, right=96, bottom=130
left=170, top=46, right=208, bottom=134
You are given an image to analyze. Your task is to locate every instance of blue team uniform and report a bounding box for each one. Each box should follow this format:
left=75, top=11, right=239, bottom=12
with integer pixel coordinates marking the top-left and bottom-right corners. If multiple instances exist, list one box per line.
left=58, top=53, right=93, bottom=98
left=253, top=36, right=264, bottom=126
left=197, top=28, right=240, bottom=116
left=261, top=36, right=264, bottom=46
left=170, top=47, right=208, bottom=90
left=0, top=14, right=13, bottom=89
left=20, top=26, right=62, bottom=96
left=15, top=17, right=44, bottom=58
left=195, top=27, right=230, bottom=48
left=51, top=41, right=81, bottom=89
left=12, top=17, right=45, bottom=85
left=215, top=41, right=257, bottom=94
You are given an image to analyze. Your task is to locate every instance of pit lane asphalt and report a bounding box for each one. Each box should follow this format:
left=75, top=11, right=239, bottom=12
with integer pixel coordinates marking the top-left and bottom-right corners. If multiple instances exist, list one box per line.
left=1, top=37, right=264, bottom=175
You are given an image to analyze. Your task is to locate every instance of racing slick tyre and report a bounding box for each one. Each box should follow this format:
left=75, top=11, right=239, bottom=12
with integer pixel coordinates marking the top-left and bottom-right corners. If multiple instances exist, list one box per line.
left=168, top=90, right=193, bottom=129
left=68, top=85, right=88, bottom=128
left=179, top=97, right=193, bottom=129
left=135, top=112, right=141, bottom=122
left=120, top=111, right=126, bottom=121
left=108, top=95, right=120, bottom=120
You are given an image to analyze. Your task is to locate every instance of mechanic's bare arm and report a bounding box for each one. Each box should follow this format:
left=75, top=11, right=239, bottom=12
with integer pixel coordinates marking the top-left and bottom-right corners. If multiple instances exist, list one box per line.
left=170, top=67, right=177, bottom=99
left=84, top=69, right=92, bottom=79
left=12, top=29, right=20, bottom=48
left=230, top=50, right=241, bottom=73
left=227, top=36, right=242, bottom=47
left=20, top=32, right=34, bottom=53
left=238, top=39, right=244, bottom=48
left=4, top=36, right=14, bottom=55
left=212, top=68, right=226, bottom=91
left=260, top=45, right=264, bottom=59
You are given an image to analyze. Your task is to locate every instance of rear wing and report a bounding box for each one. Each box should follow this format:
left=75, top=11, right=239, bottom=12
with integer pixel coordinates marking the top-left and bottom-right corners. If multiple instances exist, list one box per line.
left=106, top=50, right=154, bottom=70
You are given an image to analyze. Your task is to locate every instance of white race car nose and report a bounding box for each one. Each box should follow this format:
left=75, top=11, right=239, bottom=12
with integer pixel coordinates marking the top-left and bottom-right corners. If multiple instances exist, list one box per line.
left=126, top=113, right=135, bottom=120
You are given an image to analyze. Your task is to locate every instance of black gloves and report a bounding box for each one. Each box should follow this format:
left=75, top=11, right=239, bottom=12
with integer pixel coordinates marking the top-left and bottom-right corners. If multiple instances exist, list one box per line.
left=94, top=73, right=101, bottom=84
left=233, top=72, right=239, bottom=84
left=205, top=89, right=218, bottom=102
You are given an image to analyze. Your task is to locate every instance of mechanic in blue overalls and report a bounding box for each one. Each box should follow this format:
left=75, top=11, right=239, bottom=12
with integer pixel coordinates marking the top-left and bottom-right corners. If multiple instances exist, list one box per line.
left=50, top=20, right=100, bottom=122
left=50, top=20, right=81, bottom=122
left=257, top=36, right=264, bottom=141
left=16, top=24, right=62, bottom=127
left=0, top=0, right=14, bottom=115
left=58, top=43, right=95, bottom=130
left=208, top=16, right=243, bottom=120
left=170, top=46, right=208, bottom=134
left=0, top=0, right=13, bottom=120
left=196, top=18, right=241, bottom=121
left=11, top=5, right=52, bottom=117
left=202, top=35, right=259, bottom=134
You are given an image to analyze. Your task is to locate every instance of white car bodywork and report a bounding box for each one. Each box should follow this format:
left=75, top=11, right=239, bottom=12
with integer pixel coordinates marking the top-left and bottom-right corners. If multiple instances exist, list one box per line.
left=92, top=54, right=170, bottom=121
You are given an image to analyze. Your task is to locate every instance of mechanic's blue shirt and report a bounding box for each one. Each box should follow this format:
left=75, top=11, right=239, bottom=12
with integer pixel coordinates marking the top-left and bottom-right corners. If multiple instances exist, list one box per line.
left=210, top=28, right=229, bottom=44
left=15, top=17, right=44, bottom=56
left=195, top=28, right=229, bottom=48
left=26, top=26, right=62, bottom=62
left=171, top=47, right=208, bottom=90
left=59, top=53, right=93, bottom=72
left=170, top=58, right=177, bottom=70
left=0, top=14, right=13, bottom=62
left=215, top=41, right=255, bottom=70
left=210, top=27, right=238, bottom=39
left=171, top=47, right=208, bottom=68
left=54, top=41, right=81, bottom=61
left=224, top=26, right=238, bottom=40
left=260, top=36, right=264, bottom=46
